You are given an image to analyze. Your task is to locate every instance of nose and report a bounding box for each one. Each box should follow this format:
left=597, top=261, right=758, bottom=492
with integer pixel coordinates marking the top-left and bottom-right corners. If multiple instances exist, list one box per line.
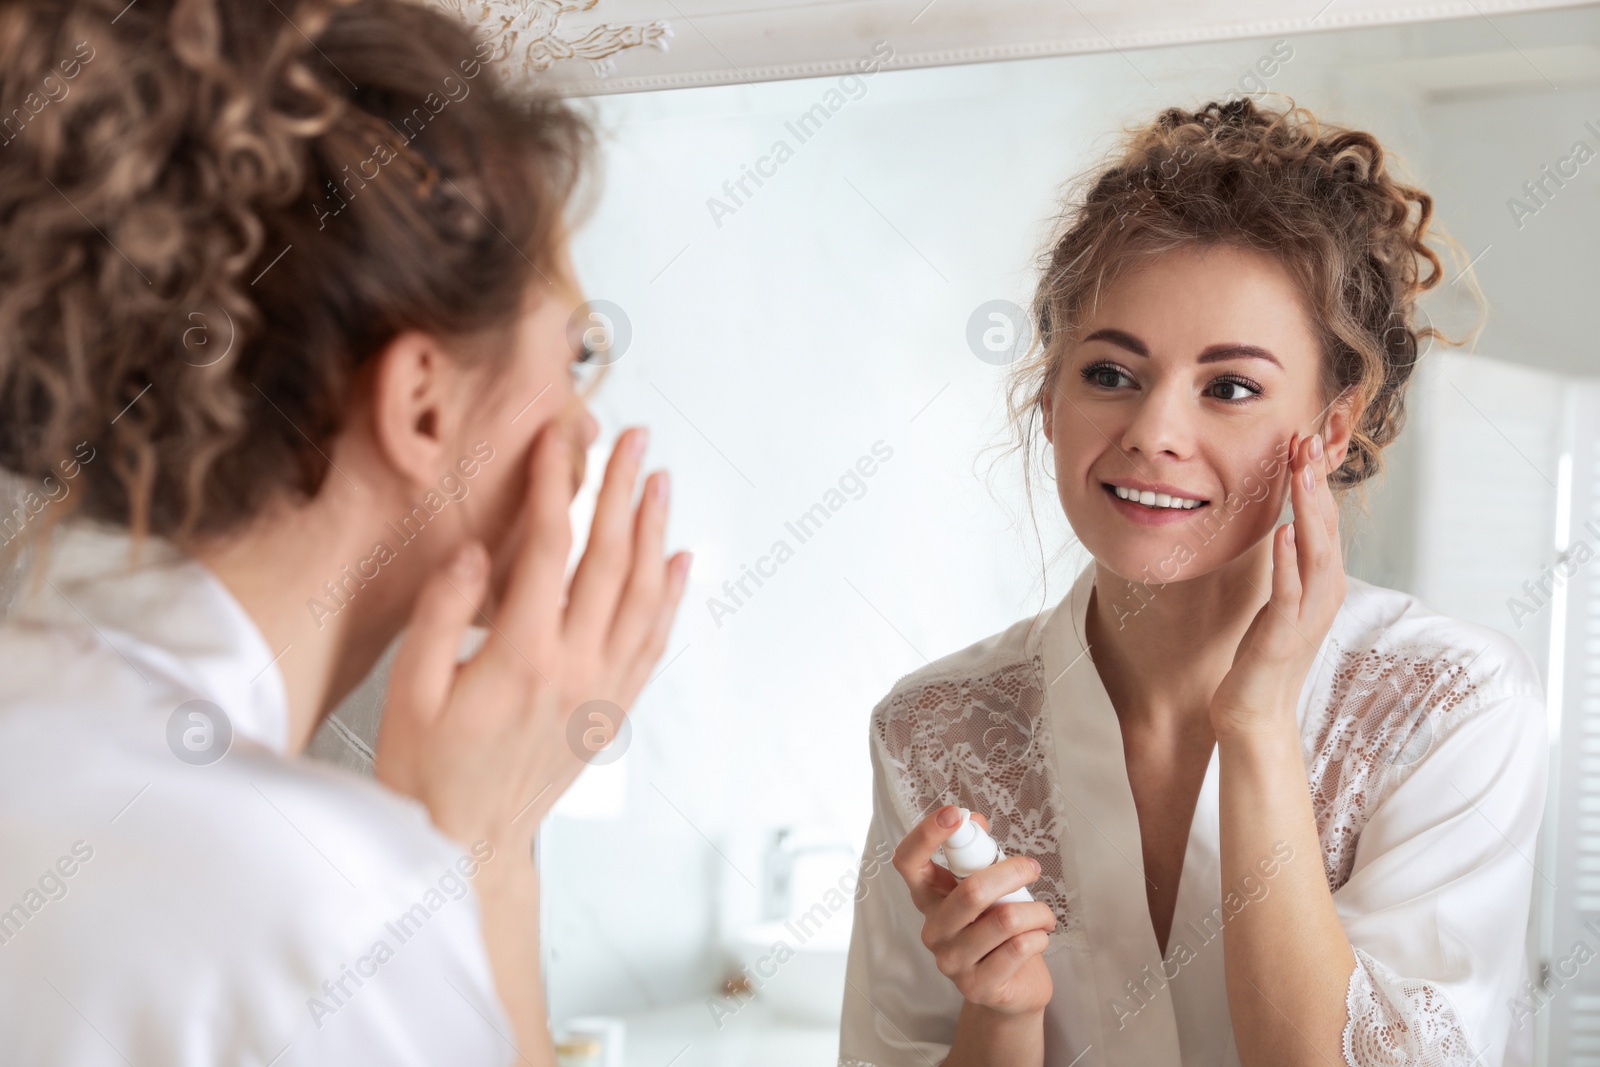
left=1117, top=378, right=1195, bottom=461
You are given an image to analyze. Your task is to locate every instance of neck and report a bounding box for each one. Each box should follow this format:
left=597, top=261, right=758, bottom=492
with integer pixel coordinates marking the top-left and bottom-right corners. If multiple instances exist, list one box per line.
left=1085, top=540, right=1274, bottom=731
left=190, top=498, right=415, bottom=755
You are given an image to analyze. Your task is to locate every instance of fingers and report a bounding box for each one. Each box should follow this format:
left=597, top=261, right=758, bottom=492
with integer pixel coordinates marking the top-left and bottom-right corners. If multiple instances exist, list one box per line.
left=1270, top=517, right=1301, bottom=618
left=617, top=550, right=693, bottom=703
left=1289, top=431, right=1341, bottom=622
left=923, top=856, right=1042, bottom=943
left=385, top=541, right=490, bottom=727
left=892, top=804, right=966, bottom=909
left=967, top=928, right=1054, bottom=998
left=607, top=469, right=670, bottom=662
left=565, top=428, right=649, bottom=645
left=490, top=422, right=576, bottom=668
left=929, top=894, right=1055, bottom=975
left=1315, top=433, right=1344, bottom=557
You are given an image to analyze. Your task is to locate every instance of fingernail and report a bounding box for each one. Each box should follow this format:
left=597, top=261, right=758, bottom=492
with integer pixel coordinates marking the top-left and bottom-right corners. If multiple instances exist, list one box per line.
left=1286, top=523, right=1296, bottom=547
left=1310, top=433, right=1324, bottom=461
left=652, top=470, right=670, bottom=503
left=1029, top=859, right=1041, bottom=878
left=630, top=428, right=649, bottom=458
left=673, top=551, right=694, bottom=579
left=451, top=541, right=484, bottom=579
left=1302, top=466, right=1314, bottom=492
left=937, top=806, right=959, bottom=828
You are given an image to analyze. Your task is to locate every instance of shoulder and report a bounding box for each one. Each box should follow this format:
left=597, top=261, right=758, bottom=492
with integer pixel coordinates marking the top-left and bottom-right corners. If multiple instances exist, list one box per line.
left=1307, top=577, right=1548, bottom=893
left=0, top=670, right=498, bottom=1050
left=865, top=608, right=1052, bottom=830
left=1319, top=575, right=1543, bottom=723
left=868, top=609, right=1048, bottom=748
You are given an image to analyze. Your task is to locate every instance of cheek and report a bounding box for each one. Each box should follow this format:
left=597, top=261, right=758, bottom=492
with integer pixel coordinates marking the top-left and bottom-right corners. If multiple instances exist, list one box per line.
left=460, top=404, right=588, bottom=580
left=448, top=408, right=538, bottom=565
left=1203, top=439, right=1292, bottom=540
left=1047, top=399, right=1087, bottom=464
left=1050, top=408, right=1105, bottom=501
left=471, top=453, right=533, bottom=595
left=1237, top=432, right=1295, bottom=500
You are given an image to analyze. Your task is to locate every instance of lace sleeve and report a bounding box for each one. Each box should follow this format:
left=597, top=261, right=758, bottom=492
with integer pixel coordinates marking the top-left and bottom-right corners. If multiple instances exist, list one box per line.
left=872, top=656, right=1083, bottom=949
left=1303, top=638, right=1490, bottom=893
left=1302, top=615, right=1546, bottom=1067
left=1342, top=947, right=1481, bottom=1066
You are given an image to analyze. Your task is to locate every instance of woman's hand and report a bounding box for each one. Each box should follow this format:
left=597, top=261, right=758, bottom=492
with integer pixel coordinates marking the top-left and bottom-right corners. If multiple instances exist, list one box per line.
left=891, top=804, right=1056, bottom=1018
left=1209, top=431, right=1345, bottom=739
left=374, top=418, right=692, bottom=864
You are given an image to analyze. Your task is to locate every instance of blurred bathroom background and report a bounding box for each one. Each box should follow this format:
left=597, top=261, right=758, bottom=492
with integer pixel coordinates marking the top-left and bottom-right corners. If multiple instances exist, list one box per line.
left=7, top=2, right=1599, bottom=1064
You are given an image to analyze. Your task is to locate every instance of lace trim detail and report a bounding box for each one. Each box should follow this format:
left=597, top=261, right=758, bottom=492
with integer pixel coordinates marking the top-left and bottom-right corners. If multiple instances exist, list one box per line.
left=838, top=1060, right=881, bottom=1067
left=1342, top=947, right=1478, bottom=1066
left=1303, top=638, right=1490, bottom=892
left=873, top=655, right=1082, bottom=948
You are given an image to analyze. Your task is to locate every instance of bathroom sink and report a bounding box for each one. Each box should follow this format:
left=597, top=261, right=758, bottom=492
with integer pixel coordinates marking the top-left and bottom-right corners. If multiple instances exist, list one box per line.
left=728, top=915, right=851, bottom=1025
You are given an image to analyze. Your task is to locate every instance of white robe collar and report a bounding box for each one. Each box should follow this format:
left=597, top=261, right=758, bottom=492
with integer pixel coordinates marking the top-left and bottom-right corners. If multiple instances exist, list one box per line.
left=7, top=521, right=291, bottom=755
left=1039, top=561, right=1332, bottom=1065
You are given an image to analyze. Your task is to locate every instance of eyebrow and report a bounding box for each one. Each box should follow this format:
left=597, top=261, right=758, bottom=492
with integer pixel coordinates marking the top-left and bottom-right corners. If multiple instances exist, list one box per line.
left=1081, top=328, right=1283, bottom=369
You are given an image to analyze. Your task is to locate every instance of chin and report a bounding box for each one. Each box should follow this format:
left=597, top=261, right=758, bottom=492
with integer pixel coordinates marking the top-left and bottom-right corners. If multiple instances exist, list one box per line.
left=1069, top=513, right=1250, bottom=591
left=1089, top=541, right=1200, bottom=588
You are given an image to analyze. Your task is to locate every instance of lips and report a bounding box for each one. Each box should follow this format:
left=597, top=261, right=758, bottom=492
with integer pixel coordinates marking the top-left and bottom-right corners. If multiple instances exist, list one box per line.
left=1100, top=481, right=1210, bottom=527
left=1102, top=482, right=1208, bottom=510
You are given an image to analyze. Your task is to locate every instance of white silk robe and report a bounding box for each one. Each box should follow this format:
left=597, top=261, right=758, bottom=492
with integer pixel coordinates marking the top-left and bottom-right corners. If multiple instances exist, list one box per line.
left=839, top=562, right=1548, bottom=1067
left=0, top=522, right=514, bottom=1066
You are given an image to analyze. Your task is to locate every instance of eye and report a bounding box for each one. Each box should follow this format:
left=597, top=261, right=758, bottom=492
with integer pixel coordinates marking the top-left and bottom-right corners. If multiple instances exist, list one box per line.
left=1081, top=360, right=1134, bottom=390
left=569, top=339, right=605, bottom=397
left=1207, top=375, right=1262, bottom=403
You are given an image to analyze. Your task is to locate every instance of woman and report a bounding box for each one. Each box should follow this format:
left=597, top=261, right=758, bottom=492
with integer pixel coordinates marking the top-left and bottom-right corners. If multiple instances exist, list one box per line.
left=0, top=1, right=687, bottom=1064
left=839, top=100, right=1547, bottom=1067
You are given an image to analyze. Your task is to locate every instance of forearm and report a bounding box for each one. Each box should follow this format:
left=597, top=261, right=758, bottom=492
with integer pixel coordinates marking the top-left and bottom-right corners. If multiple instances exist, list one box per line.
left=476, top=858, right=555, bottom=1066
left=942, top=1001, right=1045, bottom=1067
left=1216, top=722, right=1353, bottom=1067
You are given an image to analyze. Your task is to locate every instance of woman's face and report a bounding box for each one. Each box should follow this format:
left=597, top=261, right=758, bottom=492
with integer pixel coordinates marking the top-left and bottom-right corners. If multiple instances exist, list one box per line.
left=1043, top=243, right=1339, bottom=586
left=447, top=246, right=597, bottom=599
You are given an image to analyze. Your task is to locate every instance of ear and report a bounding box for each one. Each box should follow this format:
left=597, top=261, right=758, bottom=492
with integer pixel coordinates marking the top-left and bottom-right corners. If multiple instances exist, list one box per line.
left=369, top=330, right=466, bottom=488
left=1321, top=389, right=1356, bottom=472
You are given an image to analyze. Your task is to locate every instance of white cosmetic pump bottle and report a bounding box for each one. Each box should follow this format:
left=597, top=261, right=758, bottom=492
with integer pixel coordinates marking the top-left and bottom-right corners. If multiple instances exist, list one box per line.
left=942, top=807, right=1034, bottom=903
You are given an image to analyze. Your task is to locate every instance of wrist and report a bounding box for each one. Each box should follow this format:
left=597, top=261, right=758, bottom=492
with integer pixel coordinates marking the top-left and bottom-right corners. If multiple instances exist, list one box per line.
left=1209, top=699, right=1300, bottom=744
left=965, top=998, right=1047, bottom=1027
left=1213, top=714, right=1305, bottom=773
left=952, top=999, right=1046, bottom=1067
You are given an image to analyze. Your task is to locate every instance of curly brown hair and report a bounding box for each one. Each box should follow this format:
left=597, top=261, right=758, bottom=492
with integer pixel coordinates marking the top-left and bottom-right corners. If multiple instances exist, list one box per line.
left=0, top=0, right=593, bottom=552
left=1010, top=97, right=1468, bottom=499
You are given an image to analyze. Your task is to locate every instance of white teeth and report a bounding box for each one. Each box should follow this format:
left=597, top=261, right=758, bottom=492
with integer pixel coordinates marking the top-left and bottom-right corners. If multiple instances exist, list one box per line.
left=1112, top=485, right=1204, bottom=510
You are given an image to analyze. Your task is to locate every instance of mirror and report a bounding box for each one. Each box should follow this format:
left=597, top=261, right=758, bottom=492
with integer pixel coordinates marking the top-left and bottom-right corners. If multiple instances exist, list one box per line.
left=293, top=5, right=1598, bottom=1064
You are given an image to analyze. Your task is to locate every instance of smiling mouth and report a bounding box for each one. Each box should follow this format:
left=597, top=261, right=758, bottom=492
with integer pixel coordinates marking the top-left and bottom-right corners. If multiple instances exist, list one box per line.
left=1103, top=483, right=1209, bottom=511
